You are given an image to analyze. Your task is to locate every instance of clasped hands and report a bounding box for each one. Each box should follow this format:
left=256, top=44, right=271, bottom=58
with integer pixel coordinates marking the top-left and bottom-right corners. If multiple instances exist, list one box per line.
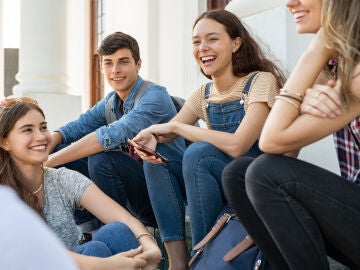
left=301, top=79, right=343, bottom=118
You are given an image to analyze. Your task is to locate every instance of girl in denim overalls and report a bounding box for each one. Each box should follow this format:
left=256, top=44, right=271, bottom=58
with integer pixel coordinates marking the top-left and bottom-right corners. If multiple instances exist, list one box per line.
left=133, top=9, right=286, bottom=269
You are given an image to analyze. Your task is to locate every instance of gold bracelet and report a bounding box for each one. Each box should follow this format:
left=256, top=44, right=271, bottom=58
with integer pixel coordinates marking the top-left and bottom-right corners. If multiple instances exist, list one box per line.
left=278, top=93, right=303, bottom=103
left=275, top=95, right=300, bottom=110
left=136, top=232, right=156, bottom=242
left=280, top=89, right=304, bottom=102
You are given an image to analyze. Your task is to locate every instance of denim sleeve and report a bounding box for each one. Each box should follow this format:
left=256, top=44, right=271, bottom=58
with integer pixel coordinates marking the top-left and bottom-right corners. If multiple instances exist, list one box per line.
left=56, top=98, right=108, bottom=144
left=96, top=85, right=176, bottom=151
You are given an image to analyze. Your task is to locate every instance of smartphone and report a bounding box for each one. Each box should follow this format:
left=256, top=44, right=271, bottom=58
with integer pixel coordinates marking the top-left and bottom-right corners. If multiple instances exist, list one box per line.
left=128, top=139, right=168, bottom=163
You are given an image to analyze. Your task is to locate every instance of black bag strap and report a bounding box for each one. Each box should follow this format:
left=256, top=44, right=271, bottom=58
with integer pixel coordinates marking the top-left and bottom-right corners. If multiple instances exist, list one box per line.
left=105, top=80, right=153, bottom=125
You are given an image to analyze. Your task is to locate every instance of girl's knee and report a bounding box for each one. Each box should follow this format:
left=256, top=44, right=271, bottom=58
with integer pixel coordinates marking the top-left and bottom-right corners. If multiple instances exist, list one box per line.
left=94, top=222, right=138, bottom=253
left=93, top=222, right=130, bottom=241
left=183, top=142, right=214, bottom=165
left=75, top=241, right=111, bottom=257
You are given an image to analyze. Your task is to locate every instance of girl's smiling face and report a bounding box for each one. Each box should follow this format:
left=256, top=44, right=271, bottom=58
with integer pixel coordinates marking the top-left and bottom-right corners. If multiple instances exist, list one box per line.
left=286, top=0, right=323, bottom=34
left=1, top=109, right=51, bottom=168
left=192, top=18, right=240, bottom=79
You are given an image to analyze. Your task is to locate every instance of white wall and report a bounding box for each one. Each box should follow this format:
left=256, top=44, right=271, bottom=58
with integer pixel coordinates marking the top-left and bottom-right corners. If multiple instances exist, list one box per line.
left=102, top=0, right=206, bottom=99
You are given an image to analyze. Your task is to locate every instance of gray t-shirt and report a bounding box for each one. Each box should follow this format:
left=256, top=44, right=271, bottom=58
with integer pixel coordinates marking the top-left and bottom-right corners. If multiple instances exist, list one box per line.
left=42, top=167, right=92, bottom=249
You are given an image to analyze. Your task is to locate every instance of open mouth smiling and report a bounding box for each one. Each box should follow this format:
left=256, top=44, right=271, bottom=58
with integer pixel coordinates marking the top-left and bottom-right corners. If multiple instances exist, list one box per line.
left=201, top=56, right=216, bottom=65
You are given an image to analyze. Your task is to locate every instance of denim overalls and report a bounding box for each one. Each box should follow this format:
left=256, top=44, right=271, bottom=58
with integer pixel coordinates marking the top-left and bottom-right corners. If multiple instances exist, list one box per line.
left=183, top=72, right=263, bottom=246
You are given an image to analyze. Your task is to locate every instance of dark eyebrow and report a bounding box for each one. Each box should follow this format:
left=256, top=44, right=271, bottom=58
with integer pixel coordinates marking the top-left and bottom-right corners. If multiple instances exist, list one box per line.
left=19, top=124, right=34, bottom=129
left=19, top=121, right=47, bottom=130
left=103, top=57, right=131, bottom=62
left=192, top=32, right=220, bottom=40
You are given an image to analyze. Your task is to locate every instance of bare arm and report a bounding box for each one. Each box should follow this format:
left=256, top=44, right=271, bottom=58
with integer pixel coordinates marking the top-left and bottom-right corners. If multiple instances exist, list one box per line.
left=79, top=184, right=161, bottom=269
left=135, top=102, right=270, bottom=158
left=45, top=132, right=103, bottom=167
left=260, top=30, right=360, bottom=153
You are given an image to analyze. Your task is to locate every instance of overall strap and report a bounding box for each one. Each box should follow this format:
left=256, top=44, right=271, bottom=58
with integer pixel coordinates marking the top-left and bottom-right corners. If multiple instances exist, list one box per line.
left=134, top=80, right=154, bottom=107
left=202, top=82, right=213, bottom=128
left=243, top=72, right=259, bottom=94
left=204, top=82, right=212, bottom=99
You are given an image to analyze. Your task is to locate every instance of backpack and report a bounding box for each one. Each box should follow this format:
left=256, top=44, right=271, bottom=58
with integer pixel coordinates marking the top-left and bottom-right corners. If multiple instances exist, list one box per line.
left=105, top=80, right=185, bottom=125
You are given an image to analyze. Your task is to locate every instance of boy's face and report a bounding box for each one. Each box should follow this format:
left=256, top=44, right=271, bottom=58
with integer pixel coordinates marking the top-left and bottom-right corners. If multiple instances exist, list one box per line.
left=101, top=48, right=141, bottom=100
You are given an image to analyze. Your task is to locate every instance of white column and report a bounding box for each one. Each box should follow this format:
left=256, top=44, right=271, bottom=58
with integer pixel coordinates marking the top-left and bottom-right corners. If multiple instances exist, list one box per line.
left=14, top=0, right=71, bottom=95
left=14, top=0, right=81, bottom=131
left=0, top=0, right=4, bottom=97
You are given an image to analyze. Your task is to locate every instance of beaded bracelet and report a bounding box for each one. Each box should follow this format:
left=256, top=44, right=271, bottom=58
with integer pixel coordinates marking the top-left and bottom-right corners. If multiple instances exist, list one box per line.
left=275, top=95, right=300, bottom=110
left=136, top=232, right=156, bottom=242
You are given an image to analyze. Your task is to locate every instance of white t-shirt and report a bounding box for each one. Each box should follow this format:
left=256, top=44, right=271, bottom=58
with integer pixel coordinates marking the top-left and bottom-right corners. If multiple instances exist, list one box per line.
left=0, top=186, right=78, bottom=270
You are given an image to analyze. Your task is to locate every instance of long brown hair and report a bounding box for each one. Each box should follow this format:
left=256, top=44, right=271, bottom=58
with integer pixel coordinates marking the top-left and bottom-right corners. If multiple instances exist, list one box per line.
left=322, top=0, right=360, bottom=105
left=0, top=102, right=45, bottom=215
left=193, top=9, right=286, bottom=88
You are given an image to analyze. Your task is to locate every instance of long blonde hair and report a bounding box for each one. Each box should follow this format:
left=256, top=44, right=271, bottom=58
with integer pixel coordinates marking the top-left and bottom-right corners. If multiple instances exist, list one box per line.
left=322, top=0, right=360, bottom=105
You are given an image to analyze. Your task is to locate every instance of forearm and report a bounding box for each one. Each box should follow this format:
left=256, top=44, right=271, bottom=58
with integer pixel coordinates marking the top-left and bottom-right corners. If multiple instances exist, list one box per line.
left=260, top=31, right=338, bottom=152
left=170, top=121, right=250, bottom=157
left=46, top=132, right=103, bottom=167
left=69, top=251, right=105, bottom=270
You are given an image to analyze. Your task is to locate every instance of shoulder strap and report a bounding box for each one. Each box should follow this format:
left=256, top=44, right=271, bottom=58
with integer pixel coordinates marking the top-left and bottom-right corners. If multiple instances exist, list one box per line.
left=105, top=92, right=116, bottom=125
left=192, top=213, right=236, bottom=251
left=223, top=235, right=254, bottom=262
left=243, top=72, right=259, bottom=94
left=204, top=82, right=212, bottom=99
left=134, top=80, right=154, bottom=107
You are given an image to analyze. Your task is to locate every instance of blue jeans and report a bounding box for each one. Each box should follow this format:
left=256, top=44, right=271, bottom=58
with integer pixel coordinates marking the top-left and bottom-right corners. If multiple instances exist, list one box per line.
left=223, top=154, right=360, bottom=270
left=183, top=142, right=234, bottom=246
left=55, top=144, right=156, bottom=227
left=73, top=222, right=139, bottom=257
left=143, top=142, right=186, bottom=241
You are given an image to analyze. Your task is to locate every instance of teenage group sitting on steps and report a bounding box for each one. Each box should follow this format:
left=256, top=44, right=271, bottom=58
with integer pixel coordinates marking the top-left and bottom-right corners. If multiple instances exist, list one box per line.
left=1, top=0, right=359, bottom=269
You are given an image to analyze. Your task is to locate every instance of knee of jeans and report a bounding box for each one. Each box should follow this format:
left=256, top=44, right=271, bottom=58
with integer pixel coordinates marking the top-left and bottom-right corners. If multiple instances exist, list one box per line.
left=93, top=222, right=139, bottom=253
left=245, top=154, right=284, bottom=197
left=93, top=222, right=129, bottom=241
left=88, top=152, right=111, bottom=174
left=222, top=157, right=252, bottom=188
left=75, top=241, right=111, bottom=257
left=183, top=141, right=213, bottom=166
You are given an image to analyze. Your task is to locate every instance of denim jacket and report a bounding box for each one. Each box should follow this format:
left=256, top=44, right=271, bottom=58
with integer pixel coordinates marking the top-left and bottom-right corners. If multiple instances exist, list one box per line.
left=57, top=76, right=186, bottom=151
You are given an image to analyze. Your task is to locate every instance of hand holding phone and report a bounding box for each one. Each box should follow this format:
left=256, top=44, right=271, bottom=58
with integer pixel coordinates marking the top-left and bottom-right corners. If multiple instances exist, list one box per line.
left=128, top=139, right=168, bottom=163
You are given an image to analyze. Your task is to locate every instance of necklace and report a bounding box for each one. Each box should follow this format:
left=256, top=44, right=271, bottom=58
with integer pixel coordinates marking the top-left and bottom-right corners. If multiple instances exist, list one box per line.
left=31, top=167, right=44, bottom=195
left=32, top=183, right=43, bottom=195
